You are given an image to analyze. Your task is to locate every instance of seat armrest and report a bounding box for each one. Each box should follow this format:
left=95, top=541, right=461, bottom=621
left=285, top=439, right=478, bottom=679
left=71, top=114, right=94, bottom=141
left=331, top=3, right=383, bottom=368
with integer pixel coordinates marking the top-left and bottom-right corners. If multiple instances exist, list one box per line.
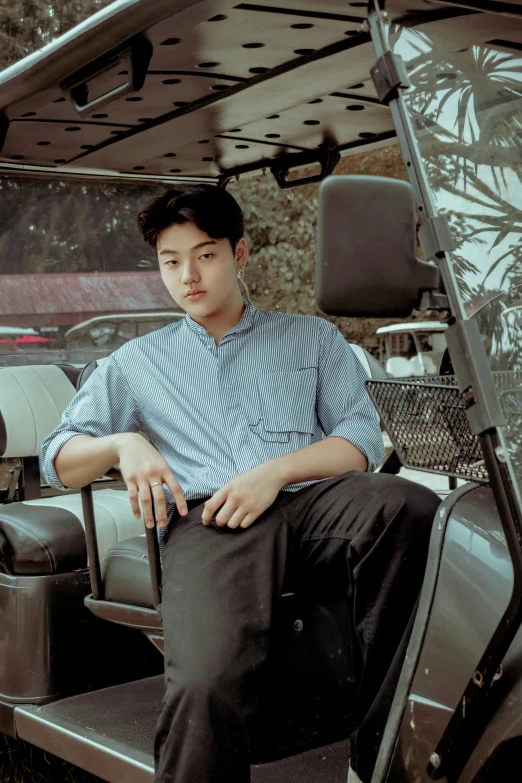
left=0, top=502, right=86, bottom=575
left=81, top=480, right=162, bottom=609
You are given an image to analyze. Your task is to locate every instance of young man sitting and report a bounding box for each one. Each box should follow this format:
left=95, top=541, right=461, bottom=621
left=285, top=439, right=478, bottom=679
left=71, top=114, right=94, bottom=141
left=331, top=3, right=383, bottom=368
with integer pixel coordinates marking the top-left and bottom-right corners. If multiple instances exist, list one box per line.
left=41, top=184, right=440, bottom=783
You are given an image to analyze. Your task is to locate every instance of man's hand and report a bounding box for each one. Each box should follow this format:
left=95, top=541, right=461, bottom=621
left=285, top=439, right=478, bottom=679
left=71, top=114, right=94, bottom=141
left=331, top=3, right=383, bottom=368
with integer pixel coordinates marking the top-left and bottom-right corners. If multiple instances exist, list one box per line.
left=115, top=433, right=188, bottom=529
left=201, top=461, right=286, bottom=529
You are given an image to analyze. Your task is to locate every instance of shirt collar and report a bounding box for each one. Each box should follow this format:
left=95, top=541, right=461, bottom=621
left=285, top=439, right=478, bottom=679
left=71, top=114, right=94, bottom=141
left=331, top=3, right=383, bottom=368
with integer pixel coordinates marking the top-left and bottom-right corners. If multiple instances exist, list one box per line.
left=184, top=299, right=256, bottom=338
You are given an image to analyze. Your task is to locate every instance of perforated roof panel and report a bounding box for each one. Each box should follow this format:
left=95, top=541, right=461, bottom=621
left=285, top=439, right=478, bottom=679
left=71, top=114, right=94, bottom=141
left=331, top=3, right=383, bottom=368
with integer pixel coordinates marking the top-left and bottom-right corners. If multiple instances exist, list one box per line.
left=0, top=0, right=388, bottom=179
left=0, top=0, right=513, bottom=181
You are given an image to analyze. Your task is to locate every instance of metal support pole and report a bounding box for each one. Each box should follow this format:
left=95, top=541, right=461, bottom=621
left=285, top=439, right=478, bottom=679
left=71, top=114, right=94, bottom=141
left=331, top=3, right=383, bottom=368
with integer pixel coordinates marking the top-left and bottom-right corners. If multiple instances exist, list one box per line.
left=145, top=505, right=163, bottom=610
left=81, top=484, right=103, bottom=601
left=21, top=456, right=42, bottom=501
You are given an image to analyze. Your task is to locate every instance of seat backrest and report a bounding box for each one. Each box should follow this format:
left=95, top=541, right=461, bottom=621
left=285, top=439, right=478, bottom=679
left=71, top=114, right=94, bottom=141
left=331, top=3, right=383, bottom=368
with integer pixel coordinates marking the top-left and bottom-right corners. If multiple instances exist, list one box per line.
left=349, top=343, right=386, bottom=379
left=386, top=356, right=413, bottom=378
left=76, top=356, right=109, bottom=389
left=420, top=353, right=437, bottom=375
left=0, top=365, right=76, bottom=458
left=79, top=349, right=383, bottom=390
left=0, top=347, right=381, bottom=457
left=408, top=355, right=425, bottom=376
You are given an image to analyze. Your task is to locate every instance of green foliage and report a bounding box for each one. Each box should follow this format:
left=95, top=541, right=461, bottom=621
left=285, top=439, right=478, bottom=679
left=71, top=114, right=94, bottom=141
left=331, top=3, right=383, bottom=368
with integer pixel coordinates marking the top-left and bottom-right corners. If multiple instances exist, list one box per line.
left=0, top=0, right=114, bottom=70
left=0, top=178, right=164, bottom=274
left=0, top=154, right=409, bottom=354
left=399, top=25, right=522, bottom=301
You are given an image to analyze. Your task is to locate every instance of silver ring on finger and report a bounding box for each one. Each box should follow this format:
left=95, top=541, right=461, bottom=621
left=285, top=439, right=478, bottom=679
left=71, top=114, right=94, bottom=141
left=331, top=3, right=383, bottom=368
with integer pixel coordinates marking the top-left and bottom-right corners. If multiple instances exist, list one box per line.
left=150, top=481, right=162, bottom=488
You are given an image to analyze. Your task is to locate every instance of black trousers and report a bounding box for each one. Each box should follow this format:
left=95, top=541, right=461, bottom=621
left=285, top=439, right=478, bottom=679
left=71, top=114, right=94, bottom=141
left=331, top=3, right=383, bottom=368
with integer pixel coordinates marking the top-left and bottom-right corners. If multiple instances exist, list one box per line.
left=154, top=471, right=440, bottom=783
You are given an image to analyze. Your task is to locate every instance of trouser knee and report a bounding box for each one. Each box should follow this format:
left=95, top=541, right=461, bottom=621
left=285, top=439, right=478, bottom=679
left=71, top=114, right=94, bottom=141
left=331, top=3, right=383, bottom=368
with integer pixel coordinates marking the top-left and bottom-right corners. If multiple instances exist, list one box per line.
left=375, top=474, right=440, bottom=538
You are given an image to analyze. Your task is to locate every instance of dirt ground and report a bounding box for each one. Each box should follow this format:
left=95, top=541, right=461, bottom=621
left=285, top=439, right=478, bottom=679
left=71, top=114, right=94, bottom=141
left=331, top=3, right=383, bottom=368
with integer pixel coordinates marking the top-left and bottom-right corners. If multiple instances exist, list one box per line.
left=0, top=459, right=19, bottom=490
left=0, top=732, right=103, bottom=783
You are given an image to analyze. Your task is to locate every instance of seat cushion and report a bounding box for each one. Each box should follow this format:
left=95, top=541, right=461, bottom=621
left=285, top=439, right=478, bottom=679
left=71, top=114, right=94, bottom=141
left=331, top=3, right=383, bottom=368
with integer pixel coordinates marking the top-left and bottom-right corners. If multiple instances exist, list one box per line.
left=0, top=488, right=144, bottom=575
left=102, top=534, right=154, bottom=608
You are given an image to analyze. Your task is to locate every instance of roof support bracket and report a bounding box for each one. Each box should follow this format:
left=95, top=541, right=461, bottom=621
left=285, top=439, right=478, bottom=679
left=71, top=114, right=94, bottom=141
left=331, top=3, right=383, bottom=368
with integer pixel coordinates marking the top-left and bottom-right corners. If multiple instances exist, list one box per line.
left=270, top=149, right=340, bottom=190
left=418, top=215, right=456, bottom=262
left=370, top=51, right=411, bottom=104
left=445, top=319, right=506, bottom=435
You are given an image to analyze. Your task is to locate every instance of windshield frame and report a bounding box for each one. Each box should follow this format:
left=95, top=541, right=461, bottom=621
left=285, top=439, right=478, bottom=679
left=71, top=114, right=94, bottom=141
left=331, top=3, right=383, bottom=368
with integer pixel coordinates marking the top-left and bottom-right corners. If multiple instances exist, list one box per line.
left=369, top=2, right=522, bottom=780
left=370, top=2, right=522, bottom=512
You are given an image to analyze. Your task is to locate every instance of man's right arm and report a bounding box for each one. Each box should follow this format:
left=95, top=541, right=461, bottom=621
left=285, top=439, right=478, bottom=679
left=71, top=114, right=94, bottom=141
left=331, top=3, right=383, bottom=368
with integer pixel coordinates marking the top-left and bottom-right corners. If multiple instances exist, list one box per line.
left=54, top=432, right=140, bottom=489
left=40, top=355, right=142, bottom=492
left=54, top=430, right=187, bottom=527
left=41, top=355, right=187, bottom=526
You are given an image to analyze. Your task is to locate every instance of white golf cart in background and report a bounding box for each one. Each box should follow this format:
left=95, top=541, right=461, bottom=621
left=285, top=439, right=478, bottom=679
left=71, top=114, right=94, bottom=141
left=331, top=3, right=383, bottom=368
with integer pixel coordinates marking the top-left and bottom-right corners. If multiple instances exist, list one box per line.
left=377, top=321, right=447, bottom=377
left=65, top=311, right=184, bottom=351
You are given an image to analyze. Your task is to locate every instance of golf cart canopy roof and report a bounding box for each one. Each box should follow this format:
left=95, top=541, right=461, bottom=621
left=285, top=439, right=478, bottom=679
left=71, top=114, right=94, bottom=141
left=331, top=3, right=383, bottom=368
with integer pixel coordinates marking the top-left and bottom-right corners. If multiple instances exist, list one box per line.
left=376, top=322, right=448, bottom=335
left=1, top=0, right=519, bottom=183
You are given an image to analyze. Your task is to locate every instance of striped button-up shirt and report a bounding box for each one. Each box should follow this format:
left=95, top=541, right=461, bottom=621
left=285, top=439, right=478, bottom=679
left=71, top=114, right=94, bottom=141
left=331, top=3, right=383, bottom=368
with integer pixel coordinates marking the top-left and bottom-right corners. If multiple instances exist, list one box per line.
left=41, top=300, right=384, bottom=519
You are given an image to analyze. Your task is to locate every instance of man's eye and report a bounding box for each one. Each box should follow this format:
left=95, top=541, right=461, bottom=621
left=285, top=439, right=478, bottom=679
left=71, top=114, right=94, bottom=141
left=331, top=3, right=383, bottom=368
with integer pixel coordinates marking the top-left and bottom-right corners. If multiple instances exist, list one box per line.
left=165, top=259, right=177, bottom=266
left=201, top=253, right=213, bottom=259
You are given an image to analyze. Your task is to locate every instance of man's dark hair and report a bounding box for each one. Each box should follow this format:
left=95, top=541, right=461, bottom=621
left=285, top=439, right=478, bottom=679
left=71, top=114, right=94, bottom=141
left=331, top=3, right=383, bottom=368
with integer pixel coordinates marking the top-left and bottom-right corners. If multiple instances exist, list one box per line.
left=137, top=184, right=245, bottom=252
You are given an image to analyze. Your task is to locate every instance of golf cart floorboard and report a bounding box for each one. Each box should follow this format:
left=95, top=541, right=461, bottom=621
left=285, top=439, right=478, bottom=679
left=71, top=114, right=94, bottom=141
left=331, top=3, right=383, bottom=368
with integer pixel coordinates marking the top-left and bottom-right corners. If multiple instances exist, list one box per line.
left=14, top=675, right=351, bottom=783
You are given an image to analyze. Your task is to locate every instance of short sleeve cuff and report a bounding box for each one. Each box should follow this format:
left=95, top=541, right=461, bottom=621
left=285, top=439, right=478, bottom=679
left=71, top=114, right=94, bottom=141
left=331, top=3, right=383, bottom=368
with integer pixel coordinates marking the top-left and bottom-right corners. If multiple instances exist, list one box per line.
left=327, top=427, right=385, bottom=473
left=40, top=431, right=83, bottom=491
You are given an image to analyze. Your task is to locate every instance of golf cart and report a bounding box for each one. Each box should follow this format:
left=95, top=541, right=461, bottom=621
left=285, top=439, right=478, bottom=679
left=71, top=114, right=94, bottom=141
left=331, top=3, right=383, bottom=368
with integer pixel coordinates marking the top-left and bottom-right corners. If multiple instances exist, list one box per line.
left=65, top=311, right=185, bottom=350
left=376, top=321, right=447, bottom=377
left=0, top=1, right=521, bottom=782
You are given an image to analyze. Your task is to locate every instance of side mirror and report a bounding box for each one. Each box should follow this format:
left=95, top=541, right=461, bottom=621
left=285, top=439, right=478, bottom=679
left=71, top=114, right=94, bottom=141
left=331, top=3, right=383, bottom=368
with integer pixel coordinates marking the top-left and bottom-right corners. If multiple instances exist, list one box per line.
left=315, top=176, right=440, bottom=317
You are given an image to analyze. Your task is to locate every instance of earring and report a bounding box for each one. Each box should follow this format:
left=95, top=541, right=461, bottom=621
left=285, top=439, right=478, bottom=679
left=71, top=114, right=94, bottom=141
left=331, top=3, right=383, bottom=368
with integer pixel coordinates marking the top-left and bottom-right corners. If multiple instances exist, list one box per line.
left=237, top=267, right=242, bottom=278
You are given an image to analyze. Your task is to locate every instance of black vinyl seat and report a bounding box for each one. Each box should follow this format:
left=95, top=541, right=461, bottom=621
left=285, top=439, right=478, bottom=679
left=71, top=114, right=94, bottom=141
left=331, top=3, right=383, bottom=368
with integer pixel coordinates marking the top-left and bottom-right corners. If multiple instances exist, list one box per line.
left=102, top=534, right=155, bottom=608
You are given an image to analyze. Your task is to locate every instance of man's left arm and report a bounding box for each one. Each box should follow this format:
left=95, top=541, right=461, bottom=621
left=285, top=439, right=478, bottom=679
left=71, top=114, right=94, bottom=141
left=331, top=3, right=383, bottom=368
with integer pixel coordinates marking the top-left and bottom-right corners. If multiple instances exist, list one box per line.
left=314, top=322, right=385, bottom=472
left=201, top=324, right=384, bottom=529
left=266, top=323, right=385, bottom=483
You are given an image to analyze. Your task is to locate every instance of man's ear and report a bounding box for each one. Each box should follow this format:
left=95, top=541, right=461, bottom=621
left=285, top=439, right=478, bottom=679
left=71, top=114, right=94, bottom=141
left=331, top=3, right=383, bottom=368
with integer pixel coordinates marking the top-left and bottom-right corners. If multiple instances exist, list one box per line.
left=235, top=237, right=248, bottom=271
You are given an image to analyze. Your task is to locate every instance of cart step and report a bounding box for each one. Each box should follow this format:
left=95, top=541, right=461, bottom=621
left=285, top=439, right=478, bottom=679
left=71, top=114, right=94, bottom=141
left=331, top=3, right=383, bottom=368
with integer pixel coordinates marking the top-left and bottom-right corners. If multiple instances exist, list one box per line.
left=14, top=675, right=350, bottom=783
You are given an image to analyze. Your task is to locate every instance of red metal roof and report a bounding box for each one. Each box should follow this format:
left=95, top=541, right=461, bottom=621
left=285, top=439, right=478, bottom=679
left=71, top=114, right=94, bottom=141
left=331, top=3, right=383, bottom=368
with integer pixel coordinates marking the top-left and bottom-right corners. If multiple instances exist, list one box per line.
left=0, top=272, right=180, bottom=326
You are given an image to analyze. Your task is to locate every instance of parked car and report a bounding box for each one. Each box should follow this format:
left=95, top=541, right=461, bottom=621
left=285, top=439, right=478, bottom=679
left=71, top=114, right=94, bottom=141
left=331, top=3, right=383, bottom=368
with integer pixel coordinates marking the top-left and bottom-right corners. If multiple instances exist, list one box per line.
left=0, top=1, right=520, bottom=783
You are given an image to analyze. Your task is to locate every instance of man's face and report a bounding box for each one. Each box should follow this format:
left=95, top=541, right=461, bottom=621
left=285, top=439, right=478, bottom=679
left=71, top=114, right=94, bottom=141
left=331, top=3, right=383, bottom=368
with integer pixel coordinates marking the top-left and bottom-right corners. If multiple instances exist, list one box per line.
left=157, top=221, right=246, bottom=316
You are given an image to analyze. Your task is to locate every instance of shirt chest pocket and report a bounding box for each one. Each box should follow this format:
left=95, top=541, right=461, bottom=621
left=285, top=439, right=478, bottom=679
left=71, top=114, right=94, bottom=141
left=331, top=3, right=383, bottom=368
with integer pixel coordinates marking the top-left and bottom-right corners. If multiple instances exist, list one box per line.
left=250, top=368, right=317, bottom=443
